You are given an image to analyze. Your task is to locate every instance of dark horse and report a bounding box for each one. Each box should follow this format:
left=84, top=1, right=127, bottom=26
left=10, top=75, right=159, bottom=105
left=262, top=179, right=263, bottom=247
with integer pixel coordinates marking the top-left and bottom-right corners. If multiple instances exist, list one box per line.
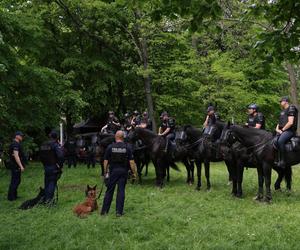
left=220, top=124, right=299, bottom=202
left=128, top=128, right=186, bottom=187
left=177, top=123, right=233, bottom=190
left=98, top=133, right=150, bottom=183
left=219, top=124, right=291, bottom=198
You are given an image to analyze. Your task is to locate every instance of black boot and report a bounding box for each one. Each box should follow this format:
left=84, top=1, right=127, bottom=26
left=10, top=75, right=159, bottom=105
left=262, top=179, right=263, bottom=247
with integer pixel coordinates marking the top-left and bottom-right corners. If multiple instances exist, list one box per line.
left=276, top=151, right=286, bottom=169
left=164, top=140, right=168, bottom=153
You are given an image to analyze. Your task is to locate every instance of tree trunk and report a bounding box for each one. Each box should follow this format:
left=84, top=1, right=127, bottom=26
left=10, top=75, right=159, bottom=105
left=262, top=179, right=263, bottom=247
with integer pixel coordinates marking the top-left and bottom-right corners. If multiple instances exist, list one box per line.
left=135, top=10, right=156, bottom=132
left=140, top=38, right=156, bottom=132
left=286, top=62, right=300, bottom=135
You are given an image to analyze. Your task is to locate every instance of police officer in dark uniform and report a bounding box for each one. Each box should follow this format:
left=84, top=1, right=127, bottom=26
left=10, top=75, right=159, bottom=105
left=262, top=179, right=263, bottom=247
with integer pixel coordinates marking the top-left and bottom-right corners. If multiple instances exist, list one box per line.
left=40, top=131, right=64, bottom=204
left=87, top=142, right=97, bottom=168
left=158, top=112, right=176, bottom=152
left=203, top=106, right=220, bottom=135
left=7, top=131, right=26, bottom=201
left=123, top=112, right=132, bottom=130
left=245, top=104, right=265, bottom=129
left=137, top=111, right=153, bottom=130
left=101, top=130, right=137, bottom=217
left=131, top=110, right=141, bottom=127
left=64, top=137, right=77, bottom=168
left=275, top=97, right=298, bottom=168
left=101, top=111, right=121, bottom=134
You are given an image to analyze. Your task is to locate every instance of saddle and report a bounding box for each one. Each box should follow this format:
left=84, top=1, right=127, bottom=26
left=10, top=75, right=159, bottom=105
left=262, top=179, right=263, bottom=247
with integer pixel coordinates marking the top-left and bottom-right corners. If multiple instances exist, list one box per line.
left=273, top=136, right=300, bottom=152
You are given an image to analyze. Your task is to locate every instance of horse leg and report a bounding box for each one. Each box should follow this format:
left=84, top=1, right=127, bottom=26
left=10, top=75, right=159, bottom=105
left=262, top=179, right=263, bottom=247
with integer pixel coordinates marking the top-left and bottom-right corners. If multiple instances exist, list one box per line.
left=166, top=166, right=170, bottom=182
left=254, top=166, right=264, bottom=201
left=136, top=160, right=143, bottom=184
left=274, top=167, right=284, bottom=191
left=144, top=153, right=150, bottom=177
left=196, top=160, right=202, bottom=190
left=229, top=161, right=237, bottom=196
left=153, top=160, right=161, bottom=187
left=190, top=160, right=195, bottom=184
left=183, top=158, right=191, bottom=184
left=204, top=160, right=211, bottom=191
left=263, top=163, right=272, bottom=202
left=285, top=165, right=292, bottom=193
left=145, top=162, right=149, bottom=177
left=236, top=162, right=244, bottom=198
left=226, top=161, right=233, bottom=184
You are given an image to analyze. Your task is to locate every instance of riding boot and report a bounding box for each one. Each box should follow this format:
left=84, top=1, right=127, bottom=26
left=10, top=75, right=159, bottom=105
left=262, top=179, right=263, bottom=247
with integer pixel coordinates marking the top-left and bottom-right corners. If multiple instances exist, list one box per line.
left=164, top=139, right=168, bottom=153
left=277, top=150, right=286, bottom=169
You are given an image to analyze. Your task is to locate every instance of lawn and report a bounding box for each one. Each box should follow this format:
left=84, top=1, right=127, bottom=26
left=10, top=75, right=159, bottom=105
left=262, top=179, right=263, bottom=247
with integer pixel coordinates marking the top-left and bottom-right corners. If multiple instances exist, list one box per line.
left=1, top=162, right=300, bottom=250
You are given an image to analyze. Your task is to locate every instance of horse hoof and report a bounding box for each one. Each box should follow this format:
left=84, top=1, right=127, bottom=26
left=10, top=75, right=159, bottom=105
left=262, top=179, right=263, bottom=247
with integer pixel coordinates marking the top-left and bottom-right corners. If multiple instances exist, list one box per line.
left=236, top=193, right=243, bottom=199
left=274, top=188, right=282, bottom=192
left=286, top=189, right=292, bottom=196
left=263, top=197, right=272, bottom=204
left=206, top=188, right=211, bottom=192
left=253, top=195, right=263, bottom=202
left=196, top=186, right=201, bottom=191
left=227, top=181, right=233, bottom=186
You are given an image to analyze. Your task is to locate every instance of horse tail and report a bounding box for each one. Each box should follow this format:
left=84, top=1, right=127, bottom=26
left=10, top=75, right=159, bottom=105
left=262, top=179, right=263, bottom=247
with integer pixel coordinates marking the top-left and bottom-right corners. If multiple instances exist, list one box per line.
left=169, top=161, right=180, bottom=172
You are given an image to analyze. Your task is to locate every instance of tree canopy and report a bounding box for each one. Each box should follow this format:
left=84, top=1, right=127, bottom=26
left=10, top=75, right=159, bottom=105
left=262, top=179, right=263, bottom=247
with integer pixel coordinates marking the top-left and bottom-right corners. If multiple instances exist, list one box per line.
left=0, top=0, right=299, bottom=146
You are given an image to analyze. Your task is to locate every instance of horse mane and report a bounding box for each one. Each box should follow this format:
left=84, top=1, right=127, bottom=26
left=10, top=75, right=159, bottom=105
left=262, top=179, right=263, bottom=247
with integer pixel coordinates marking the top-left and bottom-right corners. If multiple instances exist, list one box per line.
left=135, top=127, right=157, bottom=136
left=231, top=125, right=273, bottom=139
left=183, top=125, right=203, bottom=141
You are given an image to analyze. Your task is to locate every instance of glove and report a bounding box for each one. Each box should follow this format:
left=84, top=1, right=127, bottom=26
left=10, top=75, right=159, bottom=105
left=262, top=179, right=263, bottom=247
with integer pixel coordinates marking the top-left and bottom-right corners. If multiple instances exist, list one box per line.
left=104, top=172, right=109, bottom=186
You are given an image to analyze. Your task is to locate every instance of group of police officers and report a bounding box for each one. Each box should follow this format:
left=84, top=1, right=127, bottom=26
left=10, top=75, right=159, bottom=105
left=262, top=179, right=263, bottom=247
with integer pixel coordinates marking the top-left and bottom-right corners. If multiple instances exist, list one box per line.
left=6, top=96, right=298, bottom=216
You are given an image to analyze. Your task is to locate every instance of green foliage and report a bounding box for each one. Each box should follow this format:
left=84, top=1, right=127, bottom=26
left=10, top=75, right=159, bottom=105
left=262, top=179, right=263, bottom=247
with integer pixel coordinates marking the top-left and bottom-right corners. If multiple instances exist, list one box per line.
left=0, top=0, right=297, bottom=139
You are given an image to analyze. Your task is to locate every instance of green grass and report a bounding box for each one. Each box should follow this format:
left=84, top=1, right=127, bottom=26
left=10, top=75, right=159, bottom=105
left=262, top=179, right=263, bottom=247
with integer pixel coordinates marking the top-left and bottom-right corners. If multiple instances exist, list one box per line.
left=1, top=162, right=300, bottom=250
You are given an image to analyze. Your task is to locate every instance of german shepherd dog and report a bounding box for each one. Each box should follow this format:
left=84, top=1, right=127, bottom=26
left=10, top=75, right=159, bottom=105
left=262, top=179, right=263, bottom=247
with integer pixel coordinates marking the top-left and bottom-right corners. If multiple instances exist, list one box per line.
left=73, top=185, right=98, bottom=218
left=19, top=187, right=45, bottom=210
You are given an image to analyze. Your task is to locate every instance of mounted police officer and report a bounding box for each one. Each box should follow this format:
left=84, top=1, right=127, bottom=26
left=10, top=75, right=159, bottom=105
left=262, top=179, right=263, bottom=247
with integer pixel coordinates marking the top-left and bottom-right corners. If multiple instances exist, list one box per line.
left=101, top=111, right=121, bottom=134
left=7, top=131, right=26, bottom=201
left=275, top=97, right=298, bottom=168
left=40, top=130, right=64, bottom=204
left=137, top=111, right=153, bottom=130
left=245, top=104, right=265, bottom=129
left=131, top=110, right=141, bottom=127
left=203, top=106, right=220, bottom=135
left=101, top=130, right=137, bottom=217
left=123, top=112, right=132, bottom=130
left=158, top=111, right=176, bottom=153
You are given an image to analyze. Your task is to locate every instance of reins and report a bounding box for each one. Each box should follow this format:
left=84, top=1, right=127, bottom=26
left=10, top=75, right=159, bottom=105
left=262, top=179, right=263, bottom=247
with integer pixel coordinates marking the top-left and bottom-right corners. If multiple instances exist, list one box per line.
left=96, top=180, right=105, bottom=200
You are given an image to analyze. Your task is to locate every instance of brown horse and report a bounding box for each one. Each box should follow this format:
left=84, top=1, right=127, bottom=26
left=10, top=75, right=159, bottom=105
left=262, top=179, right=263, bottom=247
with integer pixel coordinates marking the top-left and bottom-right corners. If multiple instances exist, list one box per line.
left=73, top=185, right=98, bottom=218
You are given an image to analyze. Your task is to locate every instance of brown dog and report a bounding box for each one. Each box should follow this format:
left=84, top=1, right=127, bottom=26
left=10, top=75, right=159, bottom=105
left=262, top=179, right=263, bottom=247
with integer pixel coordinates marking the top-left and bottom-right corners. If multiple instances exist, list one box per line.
left=73, top=185, right=98, bottom=218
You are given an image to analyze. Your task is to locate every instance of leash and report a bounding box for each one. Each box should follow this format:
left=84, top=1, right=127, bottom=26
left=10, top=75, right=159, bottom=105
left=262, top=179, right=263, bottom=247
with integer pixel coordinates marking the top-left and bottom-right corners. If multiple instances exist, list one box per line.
left=96, top=180, right=105, bottom=200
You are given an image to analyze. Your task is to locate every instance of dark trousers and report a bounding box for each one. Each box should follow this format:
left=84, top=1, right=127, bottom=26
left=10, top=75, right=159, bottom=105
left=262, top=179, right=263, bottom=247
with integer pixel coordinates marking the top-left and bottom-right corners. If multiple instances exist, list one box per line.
left=165, top=133, right=175, bottom=151
left=7, top=168, right=21, bottom=201
left=87, top=154, right=96, bottom=168
left=44, top=165, right=59, bottom=202
left=67, top=155, right=77, bottom=168
left=278, top=130, right=295, bottom=152
left=101, top=168, right=128, bottom=215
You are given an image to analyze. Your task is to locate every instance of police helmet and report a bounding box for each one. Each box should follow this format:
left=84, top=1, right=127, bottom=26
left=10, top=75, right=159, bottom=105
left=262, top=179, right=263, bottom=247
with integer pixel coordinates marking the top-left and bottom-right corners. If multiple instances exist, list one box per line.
left=280, top=96, right=289, bottom=103
left=207, top=106, right=215, bottom=113
left=160, top=111, right=168, bottom=118
left=50, top=130, right=58, bottom=139
left=124, top=112, right=130, bottom=118
left=108, top=111, right=114, bottom=115
left=248, top=103, right=259, bottom=111
left=133, top=110, right=139, bottom=116
left=15, top=131, right=24, bottom=137
left=143, top=111, right=148, bottom=117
